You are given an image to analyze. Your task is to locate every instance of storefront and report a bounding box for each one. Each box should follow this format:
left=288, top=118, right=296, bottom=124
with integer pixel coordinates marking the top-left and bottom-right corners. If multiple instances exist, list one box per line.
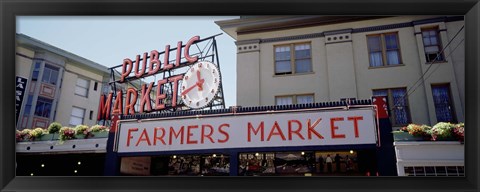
left=16, top=138, right=108, bottom=176
left=105, top=100, right=392, bottom=176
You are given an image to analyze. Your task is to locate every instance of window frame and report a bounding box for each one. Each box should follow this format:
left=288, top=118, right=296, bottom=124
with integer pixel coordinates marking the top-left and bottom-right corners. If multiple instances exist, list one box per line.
left=34, top=97, right=53, bottom=118
left=69, top=106, right=86, bottom=126
left=275, top=94, right=315, bottom=105
left=32, top=61, right=42, bottom=81
left=366, top=32, right=403, bottom=68
left=431, top=83, right=457, bottom=123
left=75, top=77, right=90, bottom=98
left=372, top=87, right=411, bottom=126
left=41, top=64, right=60, bottom=85
left=23, top=95, right=34, bottom=115
left=421, top=27, right=446, bottom=63
left=273, top=42, right=313, bottom=76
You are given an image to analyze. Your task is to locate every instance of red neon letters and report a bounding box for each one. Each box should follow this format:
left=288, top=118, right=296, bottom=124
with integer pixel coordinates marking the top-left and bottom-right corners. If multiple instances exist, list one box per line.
left=120, top=35, right=200, bottom=83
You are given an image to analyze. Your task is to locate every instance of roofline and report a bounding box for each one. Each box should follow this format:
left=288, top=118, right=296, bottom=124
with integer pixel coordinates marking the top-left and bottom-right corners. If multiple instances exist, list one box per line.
left=16, top=33, right=110, bottom=74
left=215, top=16, right=388, bottom=40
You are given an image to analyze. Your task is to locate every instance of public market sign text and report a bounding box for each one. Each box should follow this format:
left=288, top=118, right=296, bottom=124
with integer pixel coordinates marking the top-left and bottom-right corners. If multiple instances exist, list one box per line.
left=97, top=36, right=200, bottom=120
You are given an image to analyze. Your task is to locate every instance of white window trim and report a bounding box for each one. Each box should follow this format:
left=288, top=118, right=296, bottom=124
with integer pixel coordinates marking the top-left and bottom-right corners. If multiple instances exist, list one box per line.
left=75, top=77, right=90, bottom=98
left=69, top=106, right=86, bottom=126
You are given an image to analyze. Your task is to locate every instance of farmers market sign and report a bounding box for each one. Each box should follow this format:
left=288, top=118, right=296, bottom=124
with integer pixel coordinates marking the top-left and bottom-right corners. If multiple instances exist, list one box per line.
left=115, top=108, right=377, bottom=153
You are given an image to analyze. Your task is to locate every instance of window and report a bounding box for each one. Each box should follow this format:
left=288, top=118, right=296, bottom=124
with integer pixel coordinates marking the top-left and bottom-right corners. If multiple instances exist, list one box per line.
left=275, top=94, right=314, bottom=105
left=75, top=77, right=90, bottom=97
left=94, top=82, right=98, bottom=91
left=274, top=43, right=312, bottom=75
left=276, top=96, right=293, bottom=105
left=32, top=61, right=41, bottom=81
left=367, top=32, right=402, bottom=67
left=70, top=107, right=85, bottom=126
left=296, top=95, right=314, bottom=104
left=89, top=110, right=94, bottom=120
left=34, top=97, right=53, bottom=118
left=421, top=27, right=444, bottom=63
left=24, top=95, right=33, bottom=115
left=42, top=65, right=59, bottom=85
left=431, top=84, right=456, bottom=123
left=372, top=88, right=410, bottom=125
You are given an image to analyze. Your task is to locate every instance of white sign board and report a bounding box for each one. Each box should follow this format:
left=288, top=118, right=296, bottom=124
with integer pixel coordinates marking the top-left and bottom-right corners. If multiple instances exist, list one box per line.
left=116, top=109, right=377, bottom=153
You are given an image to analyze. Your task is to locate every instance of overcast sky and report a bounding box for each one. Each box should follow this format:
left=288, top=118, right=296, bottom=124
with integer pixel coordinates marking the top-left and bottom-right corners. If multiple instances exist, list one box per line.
left=17, top=16, right=239, bottom=107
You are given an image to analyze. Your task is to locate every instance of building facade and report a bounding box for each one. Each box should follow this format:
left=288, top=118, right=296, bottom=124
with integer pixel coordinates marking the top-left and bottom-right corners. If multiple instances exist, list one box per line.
left=15, top=33, right=111, bottom=176
left=216, top=16, right=465, bottom=129
left=16, top=33, right=110, bottom=130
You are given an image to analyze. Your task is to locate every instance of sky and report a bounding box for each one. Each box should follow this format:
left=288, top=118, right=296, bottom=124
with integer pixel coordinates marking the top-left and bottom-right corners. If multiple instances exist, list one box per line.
left=16, top=16, right=239, bottom=107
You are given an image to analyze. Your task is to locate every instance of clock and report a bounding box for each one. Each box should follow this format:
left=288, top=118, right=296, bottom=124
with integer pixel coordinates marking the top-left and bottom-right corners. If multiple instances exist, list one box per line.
left=180, top=61, right=221, bottom=109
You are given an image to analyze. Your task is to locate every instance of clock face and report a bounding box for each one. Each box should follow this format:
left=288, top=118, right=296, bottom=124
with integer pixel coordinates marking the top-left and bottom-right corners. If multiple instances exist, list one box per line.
left=180, top=61, right=221, bottom=109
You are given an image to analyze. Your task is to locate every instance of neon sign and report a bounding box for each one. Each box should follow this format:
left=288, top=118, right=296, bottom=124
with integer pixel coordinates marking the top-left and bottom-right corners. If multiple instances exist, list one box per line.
left=97, top=35, right=205, bottom=120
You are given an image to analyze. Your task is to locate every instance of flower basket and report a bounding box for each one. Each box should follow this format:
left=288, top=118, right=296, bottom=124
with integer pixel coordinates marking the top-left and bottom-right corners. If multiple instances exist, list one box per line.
left=59, top=127, right=75, bottom=142
left=28, top=128, right=46, bottom=141
left=47, top=122, right=62, bottom=134
left=431, top=122, right=455, bottom=141
left=16, top=130, right=28, bottom=142
left=52, top=133, right=59, bottom=140
left=393, top=131, right=424, bottom=141
left=90, top=125, right=109, bottom=138
left=393, top=122, right=464, bottom=142
left=39, top=133, right=55, bottom=141
left=74, top=125, right=90, bottom=139
left=75, top=134, right=87, bottom=139
left=91, top=131, right=109, bottom=138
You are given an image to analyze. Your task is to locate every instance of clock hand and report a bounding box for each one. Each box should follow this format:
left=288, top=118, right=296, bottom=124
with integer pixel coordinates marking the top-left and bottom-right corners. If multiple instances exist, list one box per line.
left=197, top=70, right=202, bottom=82
left=181, top=83, right=198, bottom=96
left=196, top=78, right=205, bottom=91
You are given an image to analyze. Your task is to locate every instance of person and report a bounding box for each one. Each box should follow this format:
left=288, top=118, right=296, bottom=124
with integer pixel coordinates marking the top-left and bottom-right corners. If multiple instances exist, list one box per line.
left=334, top=154, right=342, bottom=173
left=325, top=154, right=333, bottom=173
left=345, top=155, right=352, bottom=172
left=318, top=155, right=324, bottom=173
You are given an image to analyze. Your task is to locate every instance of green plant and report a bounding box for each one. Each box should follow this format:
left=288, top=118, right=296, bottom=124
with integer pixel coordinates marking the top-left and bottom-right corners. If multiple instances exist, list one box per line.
left=59, top=127, right=75, bottom=141
left=16, top=130, right=26, bottom=142
left=405, top=124, right=431, bottom=137
left=396, top=124, right=432, bottom=140
left=90, top=125, right=108, bottom=132
left=75, top=125, right=90, bottom=135
left=47, top=122, right=62, bottom=134
left=29, top=128, right=45, bottom=139
left=453, top=122, right=464, bottom=142
left=431, top=122, right=455, bottom=140
left=395, top=122, right=465, bottom=142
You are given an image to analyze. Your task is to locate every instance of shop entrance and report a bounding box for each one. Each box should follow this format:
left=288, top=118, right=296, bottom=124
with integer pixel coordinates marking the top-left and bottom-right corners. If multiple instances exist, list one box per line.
left=238, top=150, right=373, bottom=176
left=119, top=149, right=376, bottom=176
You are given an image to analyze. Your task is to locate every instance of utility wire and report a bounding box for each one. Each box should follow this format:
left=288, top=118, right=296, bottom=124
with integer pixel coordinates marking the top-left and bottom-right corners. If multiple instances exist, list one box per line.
left=392, top=25, right=464, bottom=108
left=405, top=38, right=465, bottom=100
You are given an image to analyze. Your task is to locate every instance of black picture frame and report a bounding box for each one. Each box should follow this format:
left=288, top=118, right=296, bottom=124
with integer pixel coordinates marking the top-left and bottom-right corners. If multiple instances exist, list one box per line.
left=1, top=0, right=478, bottom=192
